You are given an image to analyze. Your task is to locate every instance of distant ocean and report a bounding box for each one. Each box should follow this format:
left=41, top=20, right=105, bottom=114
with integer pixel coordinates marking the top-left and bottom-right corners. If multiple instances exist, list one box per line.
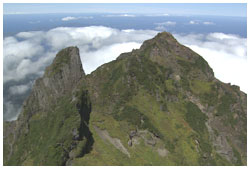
left=3, top=13, right=247, bottom=38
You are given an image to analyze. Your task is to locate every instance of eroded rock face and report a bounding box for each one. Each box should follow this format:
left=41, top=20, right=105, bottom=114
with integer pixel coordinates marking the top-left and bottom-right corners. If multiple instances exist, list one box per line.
left=128, top=130, right=156, bottom=147
left=186, top=87, right=247, bottom=164
left=44, top=47, right=84, bottom=93
left=18, top=47, right=84, bottom=118
left=94, top=126, right=130, bottom=157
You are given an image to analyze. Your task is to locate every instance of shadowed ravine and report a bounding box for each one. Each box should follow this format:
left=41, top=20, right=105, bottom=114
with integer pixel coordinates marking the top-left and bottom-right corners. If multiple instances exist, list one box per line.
left=65, top=90, right=94, bottom=165
left=77, top=90, right=94, bottom=156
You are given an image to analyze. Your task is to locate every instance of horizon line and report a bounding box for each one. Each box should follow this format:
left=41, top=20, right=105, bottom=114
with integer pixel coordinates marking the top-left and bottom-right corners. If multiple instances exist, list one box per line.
left=3, top=12, right=247, bottom=18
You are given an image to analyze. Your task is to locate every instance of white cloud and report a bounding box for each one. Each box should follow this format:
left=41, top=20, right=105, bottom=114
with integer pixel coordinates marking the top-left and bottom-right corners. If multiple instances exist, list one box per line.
left=145, top=14, right=169, bottom=17
left=189, top=20, right=215, bottom=25
left=203, top=21, right=215, bottom=25
left=103, top=14, right=136, bottom=17
left=16, top=31, right=44, bottom=39
left=121, top=14, right=135, bottom=17
left=9, top=84, right=31, bottom=95
left=174, top=32, right=247, bottom=93
left=82, top=42, right=141, bottom=73
left=61, top=16, right=93, bottom=21
left=156, top=21, right=176, bottom=26
left=189, top=20, right=199, bottom=24
left=62, top=16, right=77, bottom=21
left=3, top=101, right=22, bottom=121
left=155, top=21, right=176, bottom=31
left=3, top=37, right=45, bottom=83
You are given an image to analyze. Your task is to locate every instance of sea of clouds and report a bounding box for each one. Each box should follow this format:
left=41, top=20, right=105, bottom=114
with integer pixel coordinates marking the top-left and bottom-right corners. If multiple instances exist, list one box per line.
left=174, top=33, right=247, bottom=93
left=3, top=26, right=247, bottom=121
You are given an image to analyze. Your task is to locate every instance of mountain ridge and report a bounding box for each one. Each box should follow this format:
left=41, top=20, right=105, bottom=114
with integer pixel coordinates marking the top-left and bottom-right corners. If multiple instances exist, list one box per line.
left=3, top=32, right=247, bottom=166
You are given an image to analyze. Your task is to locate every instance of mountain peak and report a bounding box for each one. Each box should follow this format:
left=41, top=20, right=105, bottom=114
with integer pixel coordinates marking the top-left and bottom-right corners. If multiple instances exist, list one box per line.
left=140, top=31, right=178, bottom=49
left=137, top=32, right=214, bottom=80
left=43, top=46, right=85, bottom=93
left=154, top=31, right=176, bottom=41
left=20, top=46, right=85, bottom=118
left=45, top=46, right=84, bottom=77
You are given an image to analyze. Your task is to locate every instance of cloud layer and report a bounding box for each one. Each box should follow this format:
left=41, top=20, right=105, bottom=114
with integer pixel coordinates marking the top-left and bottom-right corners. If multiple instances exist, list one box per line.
left=61, top=16, right=93, bottom=21
left=103, top=14, right=136, bottom=17
left=189, top=20, right=215, bottom=25
left=9, top=83, right=31, bottom=95
left=3, top=26, right=247, bottom=121
left=189, top=20, right=199, bottom=25
left=62, top=16, right=78, bottom=21
left=174, top=32, right=247, bottom=92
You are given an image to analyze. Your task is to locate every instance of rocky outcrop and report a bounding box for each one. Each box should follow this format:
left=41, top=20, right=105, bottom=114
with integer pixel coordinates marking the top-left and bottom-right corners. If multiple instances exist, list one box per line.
left=23, top=47, right=84, bottom=113
left=94, top=126, right=130, bottom=157
left=44, top=46, right=84, bottom=93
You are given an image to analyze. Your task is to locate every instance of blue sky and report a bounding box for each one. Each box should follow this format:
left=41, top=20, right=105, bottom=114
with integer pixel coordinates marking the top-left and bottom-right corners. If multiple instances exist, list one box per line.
left=3, top=3, right=247, bottom=17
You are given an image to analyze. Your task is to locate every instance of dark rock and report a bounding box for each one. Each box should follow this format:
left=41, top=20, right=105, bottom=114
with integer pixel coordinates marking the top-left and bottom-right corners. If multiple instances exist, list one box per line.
left=129, top=130, right=137, bottom=138
left=128, top=140, right=132, bottom=147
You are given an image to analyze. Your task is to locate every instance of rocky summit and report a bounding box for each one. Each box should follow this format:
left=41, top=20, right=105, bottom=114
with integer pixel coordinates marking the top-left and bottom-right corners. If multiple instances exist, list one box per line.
left=3, top=32, right=247, bottom=166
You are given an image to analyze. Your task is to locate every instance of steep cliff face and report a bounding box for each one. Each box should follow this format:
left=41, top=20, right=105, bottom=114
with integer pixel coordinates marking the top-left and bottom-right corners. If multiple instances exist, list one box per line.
left=4, top=47, right=93, bottom=165
left=3, top=32, right=247, bottom=166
